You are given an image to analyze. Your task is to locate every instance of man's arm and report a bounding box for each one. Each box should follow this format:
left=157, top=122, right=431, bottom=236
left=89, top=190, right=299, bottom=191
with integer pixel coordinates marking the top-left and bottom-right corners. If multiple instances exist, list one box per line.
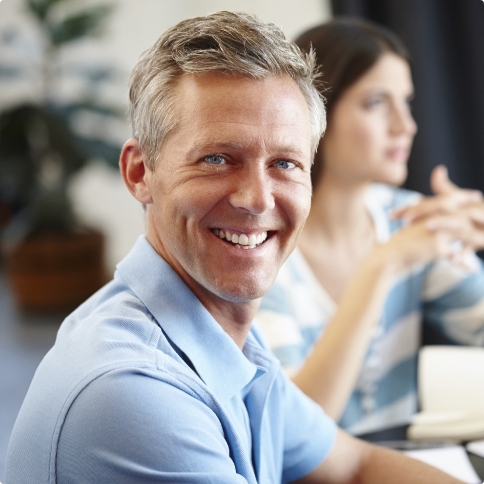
left=296, top=429, right=466, bottom=484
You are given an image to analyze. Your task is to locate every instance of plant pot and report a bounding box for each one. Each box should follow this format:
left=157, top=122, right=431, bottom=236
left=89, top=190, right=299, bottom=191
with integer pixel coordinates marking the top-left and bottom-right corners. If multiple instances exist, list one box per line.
left=4, top=229, right=106, bottom=312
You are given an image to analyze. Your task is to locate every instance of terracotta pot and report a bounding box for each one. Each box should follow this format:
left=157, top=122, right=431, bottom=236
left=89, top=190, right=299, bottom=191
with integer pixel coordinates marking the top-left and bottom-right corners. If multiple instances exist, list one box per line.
left=5, top=229, right=106, bottom=312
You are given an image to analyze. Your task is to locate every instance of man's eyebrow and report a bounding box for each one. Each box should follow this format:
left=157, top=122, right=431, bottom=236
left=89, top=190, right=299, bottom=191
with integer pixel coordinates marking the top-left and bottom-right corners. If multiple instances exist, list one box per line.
left=187, top=141, right=247, bottom=156
left=220, top=141, right=250, bottom=150
left=187, top=140, right=308, bottom=158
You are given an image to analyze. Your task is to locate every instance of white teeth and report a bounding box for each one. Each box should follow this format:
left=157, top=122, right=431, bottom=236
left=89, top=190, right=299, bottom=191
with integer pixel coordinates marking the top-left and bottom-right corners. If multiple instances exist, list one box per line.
left=213, top=229, right=268, bottom=248
left=239, top=234, right=248, bottom=245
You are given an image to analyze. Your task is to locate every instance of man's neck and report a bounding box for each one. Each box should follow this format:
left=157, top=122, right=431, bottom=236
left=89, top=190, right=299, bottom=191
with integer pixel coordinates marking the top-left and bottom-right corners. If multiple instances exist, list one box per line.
left=192, top=289, right=258, bottom=349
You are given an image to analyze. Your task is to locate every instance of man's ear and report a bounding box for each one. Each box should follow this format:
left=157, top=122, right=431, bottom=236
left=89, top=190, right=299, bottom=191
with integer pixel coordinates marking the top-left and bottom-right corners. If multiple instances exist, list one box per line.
left=119, top=138, right=153, bottom=204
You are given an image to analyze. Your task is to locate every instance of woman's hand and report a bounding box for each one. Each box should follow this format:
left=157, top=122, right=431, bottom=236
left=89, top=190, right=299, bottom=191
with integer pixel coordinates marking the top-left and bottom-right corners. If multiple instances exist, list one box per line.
left=392, top=165, right=483, bottom=224
left=390, top=165, right=484, bottom=269
left=377, top=212, right=483, bottom=275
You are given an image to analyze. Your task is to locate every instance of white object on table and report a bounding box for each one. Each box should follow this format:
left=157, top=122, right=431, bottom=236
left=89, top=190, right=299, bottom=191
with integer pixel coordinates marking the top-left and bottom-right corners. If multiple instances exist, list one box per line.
left=408, top=346, right=484, bottom=442
left=419, top=346, right=484, bottom=413
left=404, top=445, right=481, bottom=483
left=467, top=439, right=484, bottom=459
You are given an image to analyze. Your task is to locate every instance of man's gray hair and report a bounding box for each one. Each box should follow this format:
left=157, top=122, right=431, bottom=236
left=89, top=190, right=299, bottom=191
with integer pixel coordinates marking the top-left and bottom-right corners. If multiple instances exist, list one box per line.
left=129, top=11, right=326, bottom=169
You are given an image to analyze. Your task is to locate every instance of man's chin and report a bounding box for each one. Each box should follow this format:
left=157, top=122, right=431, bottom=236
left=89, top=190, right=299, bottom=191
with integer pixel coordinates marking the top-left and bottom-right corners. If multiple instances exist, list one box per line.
left=206, top=276, right=275, bottom=304
left=212, top=285, right=268, bottom=304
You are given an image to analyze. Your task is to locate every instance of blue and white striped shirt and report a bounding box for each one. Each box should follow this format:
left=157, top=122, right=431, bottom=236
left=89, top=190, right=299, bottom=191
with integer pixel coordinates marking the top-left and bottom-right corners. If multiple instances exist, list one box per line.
left=257, top=184, right=484, bottom=435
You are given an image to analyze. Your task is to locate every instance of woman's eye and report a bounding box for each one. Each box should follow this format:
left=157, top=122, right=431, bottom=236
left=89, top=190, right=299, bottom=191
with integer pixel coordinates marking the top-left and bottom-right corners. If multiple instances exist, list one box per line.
left=274, top=159, right=296, bottom=170
left=405, top=97, right=414, bottom=109
left=364, top=97, right=384, bottom=109
left=204, top=154, right=226, bottom=165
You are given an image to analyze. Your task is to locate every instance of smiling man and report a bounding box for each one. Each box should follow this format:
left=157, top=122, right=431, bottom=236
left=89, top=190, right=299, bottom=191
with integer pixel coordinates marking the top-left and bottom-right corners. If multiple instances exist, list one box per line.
left=126, top=71, right=313, bottom=346
left=5, top=12, right=466, bottom=484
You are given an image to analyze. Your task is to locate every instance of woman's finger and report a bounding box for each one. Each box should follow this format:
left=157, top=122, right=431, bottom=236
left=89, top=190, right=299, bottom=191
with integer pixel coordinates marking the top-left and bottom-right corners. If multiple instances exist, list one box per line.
left=392, top=190, right=483, bottom=223
left=430, top=165, right=459, bottom=196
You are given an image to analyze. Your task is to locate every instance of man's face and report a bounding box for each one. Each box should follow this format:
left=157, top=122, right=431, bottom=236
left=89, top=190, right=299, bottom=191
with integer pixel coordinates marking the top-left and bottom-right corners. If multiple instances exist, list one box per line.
left=144, top=73, right=312, bottom=303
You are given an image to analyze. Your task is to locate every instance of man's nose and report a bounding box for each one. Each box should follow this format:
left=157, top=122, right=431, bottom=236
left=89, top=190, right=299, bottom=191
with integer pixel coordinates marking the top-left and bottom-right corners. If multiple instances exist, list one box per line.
left=228, top=165, right=275, bottom=214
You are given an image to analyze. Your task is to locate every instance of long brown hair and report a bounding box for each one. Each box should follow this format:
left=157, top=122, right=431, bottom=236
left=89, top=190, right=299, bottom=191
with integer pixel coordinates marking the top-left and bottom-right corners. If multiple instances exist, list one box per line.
left=295, top=17, right=411, bottom=188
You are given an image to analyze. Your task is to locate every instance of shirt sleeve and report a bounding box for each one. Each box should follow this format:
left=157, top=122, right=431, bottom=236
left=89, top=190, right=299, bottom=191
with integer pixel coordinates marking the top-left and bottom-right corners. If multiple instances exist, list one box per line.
left=279, top=373, right=337, bottom=483
left=56, top=369, right=249, bottom=484
left=422, top=256, right=484, bottom=346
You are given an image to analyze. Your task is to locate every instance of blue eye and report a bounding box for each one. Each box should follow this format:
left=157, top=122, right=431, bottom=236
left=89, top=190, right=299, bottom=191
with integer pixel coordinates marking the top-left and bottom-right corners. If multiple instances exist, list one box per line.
left=204, top=154, right=226, bottom=165
left=274, top=159, right=295, bottom=170
left=364, top=97, right=384, bottom=109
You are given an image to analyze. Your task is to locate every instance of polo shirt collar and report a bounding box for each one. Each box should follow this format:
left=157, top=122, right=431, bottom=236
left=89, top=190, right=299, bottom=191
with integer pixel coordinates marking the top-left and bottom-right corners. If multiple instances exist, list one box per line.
left=116, top=236, right=267, bottom=402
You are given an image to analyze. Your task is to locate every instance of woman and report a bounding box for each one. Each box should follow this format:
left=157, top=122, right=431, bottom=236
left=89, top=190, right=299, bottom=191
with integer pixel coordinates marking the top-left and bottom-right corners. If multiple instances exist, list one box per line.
left=257, top=18, right=484, bottom=435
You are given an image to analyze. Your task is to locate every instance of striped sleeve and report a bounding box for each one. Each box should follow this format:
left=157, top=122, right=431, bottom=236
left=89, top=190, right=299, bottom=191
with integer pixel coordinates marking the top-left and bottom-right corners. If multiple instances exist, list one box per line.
left=422, top=256, right=484, bottom=346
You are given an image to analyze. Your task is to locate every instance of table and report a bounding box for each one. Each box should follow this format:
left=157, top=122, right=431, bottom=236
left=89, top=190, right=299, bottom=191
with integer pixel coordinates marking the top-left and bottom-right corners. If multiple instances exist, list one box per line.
left=358, top=425, right=484, bottom=480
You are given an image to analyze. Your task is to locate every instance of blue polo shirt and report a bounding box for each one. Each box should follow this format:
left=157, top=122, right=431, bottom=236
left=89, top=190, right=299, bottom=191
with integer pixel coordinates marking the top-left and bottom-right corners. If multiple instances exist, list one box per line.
left=6, top=236, right=336, bottom=483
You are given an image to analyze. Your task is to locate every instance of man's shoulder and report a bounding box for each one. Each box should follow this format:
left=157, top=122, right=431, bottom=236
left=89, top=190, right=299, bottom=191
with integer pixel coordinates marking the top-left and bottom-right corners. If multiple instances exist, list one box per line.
left=5, top=275, right=213, bottom=482
left=46, top=273, right=205, bottom=397
left=59, top=276, right=162, bottom=363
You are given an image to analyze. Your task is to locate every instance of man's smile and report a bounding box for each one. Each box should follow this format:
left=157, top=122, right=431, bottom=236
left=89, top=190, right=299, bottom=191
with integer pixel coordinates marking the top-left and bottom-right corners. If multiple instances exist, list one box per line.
left=212, top=228, right=268, bottom=249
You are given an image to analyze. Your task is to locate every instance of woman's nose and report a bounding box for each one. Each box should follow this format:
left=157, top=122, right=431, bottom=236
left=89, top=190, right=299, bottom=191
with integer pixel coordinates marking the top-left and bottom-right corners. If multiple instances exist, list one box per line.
left=390, top=103, right=418, bottom=137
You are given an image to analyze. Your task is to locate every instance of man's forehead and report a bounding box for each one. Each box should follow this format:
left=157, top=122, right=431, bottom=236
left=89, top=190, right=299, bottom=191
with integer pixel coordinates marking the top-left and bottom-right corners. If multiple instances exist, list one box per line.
left=172, top=73, right=308, bottom=125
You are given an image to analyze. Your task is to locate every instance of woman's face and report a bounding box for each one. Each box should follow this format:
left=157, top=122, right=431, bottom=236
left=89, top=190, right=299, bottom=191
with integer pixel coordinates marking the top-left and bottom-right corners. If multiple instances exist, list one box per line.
left=321, top=52, right=417, bottom=187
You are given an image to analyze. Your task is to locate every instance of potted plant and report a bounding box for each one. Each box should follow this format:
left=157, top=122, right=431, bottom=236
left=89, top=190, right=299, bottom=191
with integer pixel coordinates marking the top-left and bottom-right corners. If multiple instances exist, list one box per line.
left=0, top=0, right=121, bottom=312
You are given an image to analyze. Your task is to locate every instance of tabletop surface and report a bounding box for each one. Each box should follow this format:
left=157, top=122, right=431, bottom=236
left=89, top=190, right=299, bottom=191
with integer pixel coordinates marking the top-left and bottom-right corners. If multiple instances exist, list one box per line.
left=358, top=425, right=484, bottom=480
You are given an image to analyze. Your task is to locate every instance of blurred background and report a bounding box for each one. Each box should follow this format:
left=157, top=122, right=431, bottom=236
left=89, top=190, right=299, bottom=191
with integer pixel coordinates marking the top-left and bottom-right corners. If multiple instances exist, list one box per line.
left=0, top=0, right=482, bottom=479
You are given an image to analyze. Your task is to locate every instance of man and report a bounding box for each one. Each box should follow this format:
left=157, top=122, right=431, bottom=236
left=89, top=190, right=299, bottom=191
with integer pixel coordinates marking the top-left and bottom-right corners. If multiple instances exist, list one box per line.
left=5, top=11, right=472, bottom=483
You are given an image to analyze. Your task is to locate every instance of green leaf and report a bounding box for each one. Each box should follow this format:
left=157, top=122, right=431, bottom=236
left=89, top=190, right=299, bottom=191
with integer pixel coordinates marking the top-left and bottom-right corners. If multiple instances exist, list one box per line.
left=26, top=0, right=72, bottom=22
left=48, top=5, right=114, bottom=46
left=0, top=104, right=88, bottom=205
left=74, top=136, right=121, bottom=168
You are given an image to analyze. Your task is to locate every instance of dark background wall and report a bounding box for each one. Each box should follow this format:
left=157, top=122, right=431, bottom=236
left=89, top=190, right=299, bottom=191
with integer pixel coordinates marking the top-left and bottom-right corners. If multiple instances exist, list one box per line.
left=331, top=0, right=484, bottom=195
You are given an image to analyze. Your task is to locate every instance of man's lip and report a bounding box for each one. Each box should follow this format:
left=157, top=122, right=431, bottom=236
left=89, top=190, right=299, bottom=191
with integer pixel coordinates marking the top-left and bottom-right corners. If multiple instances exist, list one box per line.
left=211, top=227, right=270, bottom=235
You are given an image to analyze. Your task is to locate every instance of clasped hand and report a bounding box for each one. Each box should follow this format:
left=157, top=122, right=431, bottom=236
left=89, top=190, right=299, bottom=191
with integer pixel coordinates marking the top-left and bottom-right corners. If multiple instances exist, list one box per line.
left=387, top=165, right=484, bottom=272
